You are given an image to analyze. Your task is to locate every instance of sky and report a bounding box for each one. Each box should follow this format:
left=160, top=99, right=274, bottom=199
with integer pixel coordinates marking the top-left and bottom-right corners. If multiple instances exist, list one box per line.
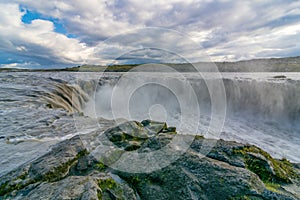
left=0, top=0, right=300, bottom=68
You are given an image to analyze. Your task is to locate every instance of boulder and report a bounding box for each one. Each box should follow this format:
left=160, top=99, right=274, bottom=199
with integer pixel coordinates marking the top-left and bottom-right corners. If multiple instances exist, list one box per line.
left=104, top=120, right=174, bottom=151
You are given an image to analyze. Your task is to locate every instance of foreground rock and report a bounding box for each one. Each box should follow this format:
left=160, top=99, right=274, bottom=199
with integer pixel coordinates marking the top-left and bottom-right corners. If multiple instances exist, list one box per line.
left=0, top=120, right=299, bottom=199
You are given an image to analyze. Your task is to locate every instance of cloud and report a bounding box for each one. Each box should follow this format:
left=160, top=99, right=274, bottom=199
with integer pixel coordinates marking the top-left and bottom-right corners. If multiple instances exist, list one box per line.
left=0, top=62, right=40, bottom=69
left=0, top=3, right=96, bottom=67
left=0, top=0, right=300, bottom=68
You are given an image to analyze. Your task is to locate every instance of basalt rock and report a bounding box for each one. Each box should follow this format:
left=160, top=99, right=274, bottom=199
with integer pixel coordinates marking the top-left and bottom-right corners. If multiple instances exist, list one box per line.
left=0, top=120, right=299, bottom=200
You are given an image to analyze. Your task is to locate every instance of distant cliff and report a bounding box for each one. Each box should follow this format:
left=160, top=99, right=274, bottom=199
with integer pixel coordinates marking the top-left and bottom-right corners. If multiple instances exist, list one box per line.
left=1, top=56, right=300, bottom=72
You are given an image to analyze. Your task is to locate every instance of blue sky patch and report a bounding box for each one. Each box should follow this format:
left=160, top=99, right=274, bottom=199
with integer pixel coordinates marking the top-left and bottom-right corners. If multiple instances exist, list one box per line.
left=20, top=6, right=76, bottom=38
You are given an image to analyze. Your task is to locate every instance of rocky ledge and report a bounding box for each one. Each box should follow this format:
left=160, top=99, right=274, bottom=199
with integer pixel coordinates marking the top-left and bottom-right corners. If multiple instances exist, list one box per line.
left=0, top=120, right=299, bottom=200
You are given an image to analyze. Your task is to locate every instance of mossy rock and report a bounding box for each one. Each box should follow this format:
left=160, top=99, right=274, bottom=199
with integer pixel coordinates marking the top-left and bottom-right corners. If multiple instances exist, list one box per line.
left=98, top=178, right=117, bottom=191
left=95, top=162, right=107, bottom=171
left=233, top=145, right=297, bottom=184
left=98, top=177, right=136, bottom=200
left=0, top=137, right=88, bottom=197
left=104, top=120, right=176, bottom=152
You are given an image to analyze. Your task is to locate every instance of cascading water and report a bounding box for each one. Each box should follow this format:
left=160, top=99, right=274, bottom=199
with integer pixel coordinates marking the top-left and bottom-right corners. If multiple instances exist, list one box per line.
left=0, top=71, right=300, bottom=176
left=83, top=72, right=300, bottom=162
left=83, top=72, right=300, bottom=124
left=223, top=77, right=300, bottom=123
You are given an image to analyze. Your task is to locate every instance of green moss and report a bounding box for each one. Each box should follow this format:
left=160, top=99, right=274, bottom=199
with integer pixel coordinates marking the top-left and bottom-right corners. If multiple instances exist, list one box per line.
left=265, top=182, right=280, bottom=193
left=194, top=135, right=204, bottom=140
left=98, top=178, right=123, bottom=199
left=109, top=132, right=127, bottom=142
left=0, top=171, right=31, bottom=196
left=95, top=162, right=107, bottom=171
left=165, top=132, right=177, bottom=135
left=0, top=149, right=89, bottom=196
left=233, top=145, right=297, bottom=184
left=130, top=176, right=140, bottom=186
left=97, top=190, right=102, bottom=199
left=244, top=156, right=272, bottom=182
left=0, top=178, right=36, bottom=197
left=43, top=160, right=73, bottom=182
left=43, top=149, right=88, bottom=182
left=0, top=182, right=9, bottom=196
left=76, top=149, right=89, bottom=158
left=17, top=172, right=28, bottom=180
left=98, top=178, right=117, bottom=191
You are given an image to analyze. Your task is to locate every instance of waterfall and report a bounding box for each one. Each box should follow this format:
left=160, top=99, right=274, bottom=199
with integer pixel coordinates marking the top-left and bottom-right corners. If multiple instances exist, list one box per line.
left=82, top=73, right=300, bottom=126
left=43, top=80, right=99, bottom=113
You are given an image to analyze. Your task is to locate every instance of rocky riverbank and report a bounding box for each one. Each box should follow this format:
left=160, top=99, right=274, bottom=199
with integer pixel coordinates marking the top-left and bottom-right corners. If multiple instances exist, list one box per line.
left=1, top=120, right=299, bottom=199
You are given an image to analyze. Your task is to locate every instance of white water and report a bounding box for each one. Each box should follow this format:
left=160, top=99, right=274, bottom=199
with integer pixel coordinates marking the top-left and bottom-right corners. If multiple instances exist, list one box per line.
left=0, top=72, right=299, bottom=176
left=84, top=72, right=300, bottom=162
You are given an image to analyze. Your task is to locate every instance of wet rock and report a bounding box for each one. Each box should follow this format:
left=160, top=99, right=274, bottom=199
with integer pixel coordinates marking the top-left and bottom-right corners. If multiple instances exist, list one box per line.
left=112, top=123, right=299, bottom=200
left=246, top=152, right=276, bottom=175
left=141, top=119, right=167, bottom=135
left=12, top=173, right=137, bottom=200
left=0, top=135, right=87, bottom=197
left=76, top=156, right=89, bottom=171
left=15, top=176, right=100, bottom=200
left=162, top=126, right=176, bottom=133
left=232, top=145, right=297, bottom=184
left=97, top=174, right=137, bottom=200
left=28, top=135, right=86, bottom=181
left=138, top=132, right=174, bottom=152
left=0, top=120, right=299, bottom=200
left=104, top=120, right=175, bottom=152
left=202, top=139, right=246, bottom=168
left=117, top=153, right=266, bottom=200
